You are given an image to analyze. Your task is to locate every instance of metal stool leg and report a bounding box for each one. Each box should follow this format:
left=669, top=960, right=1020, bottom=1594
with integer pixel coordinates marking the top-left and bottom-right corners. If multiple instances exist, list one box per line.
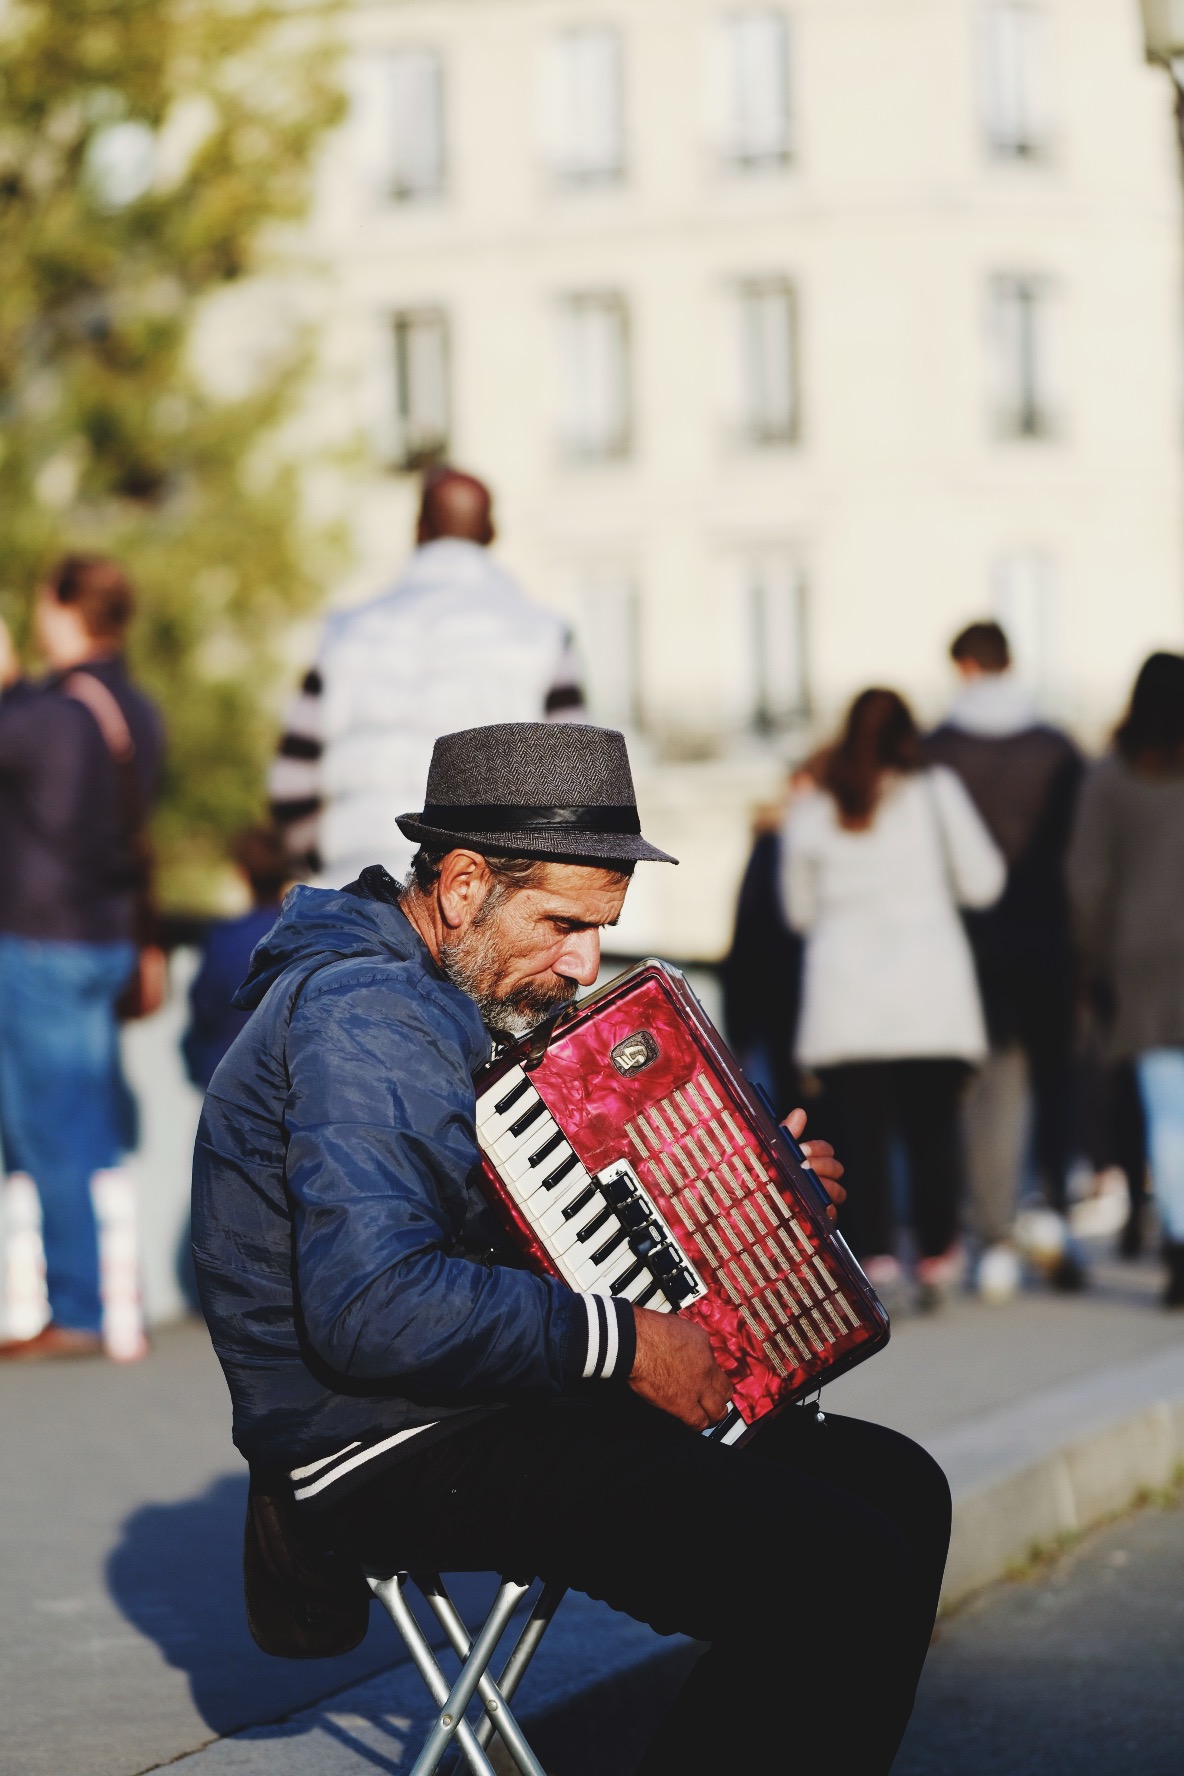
left=471, top=1580, right=567, bottom=1751
left=420, top=1576, right=560, bottom=1775
left=366, top=1571, right=502, bottom=1776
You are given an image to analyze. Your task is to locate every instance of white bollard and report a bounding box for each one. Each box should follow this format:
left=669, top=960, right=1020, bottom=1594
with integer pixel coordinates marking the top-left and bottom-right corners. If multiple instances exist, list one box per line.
left=92, top=1167, right=148, bottom=1362
left=2, top=1173, right=50, bottom=1340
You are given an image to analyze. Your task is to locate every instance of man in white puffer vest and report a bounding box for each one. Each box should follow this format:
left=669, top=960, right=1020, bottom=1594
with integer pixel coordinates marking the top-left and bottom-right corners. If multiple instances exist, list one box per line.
left=269, top=468, right=585, bottom=886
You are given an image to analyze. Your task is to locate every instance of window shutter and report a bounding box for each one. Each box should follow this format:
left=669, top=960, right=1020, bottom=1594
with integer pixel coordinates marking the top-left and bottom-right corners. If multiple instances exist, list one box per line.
left=718, top=11, right=792, bottom=167
left=557, top=295, right=631, bottom=460
left=387, top=49, right=445, bottom=199
left=541, top=29, right=625, bottom=184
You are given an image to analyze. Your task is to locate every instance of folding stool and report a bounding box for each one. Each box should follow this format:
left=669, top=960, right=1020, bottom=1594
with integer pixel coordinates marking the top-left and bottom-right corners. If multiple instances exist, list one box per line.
left=365, top=1568, right=567, bottom=1776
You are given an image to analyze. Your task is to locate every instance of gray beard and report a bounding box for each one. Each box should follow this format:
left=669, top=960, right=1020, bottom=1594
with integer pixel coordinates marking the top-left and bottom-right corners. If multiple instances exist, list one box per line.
left=437, top=895, right=578, bottom=1038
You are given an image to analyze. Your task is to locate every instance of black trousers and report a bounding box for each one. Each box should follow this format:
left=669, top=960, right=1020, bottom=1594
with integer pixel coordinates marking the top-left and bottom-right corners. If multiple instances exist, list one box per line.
left=816, top=1060, right=969, bottom=1260
left=323, top=1394, right=952, bottom=1775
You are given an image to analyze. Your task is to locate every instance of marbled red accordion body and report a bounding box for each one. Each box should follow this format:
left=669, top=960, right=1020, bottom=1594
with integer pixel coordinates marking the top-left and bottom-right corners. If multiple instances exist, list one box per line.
left=475, top=960, right=889, bottom=1432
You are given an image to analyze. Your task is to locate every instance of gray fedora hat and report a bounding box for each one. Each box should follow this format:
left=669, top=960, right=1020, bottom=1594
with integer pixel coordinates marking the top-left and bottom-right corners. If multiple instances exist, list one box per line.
left=396, top=723, right=677, bottom=866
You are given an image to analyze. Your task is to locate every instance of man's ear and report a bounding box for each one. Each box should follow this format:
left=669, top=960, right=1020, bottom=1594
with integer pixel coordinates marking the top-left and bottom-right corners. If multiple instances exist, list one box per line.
left=436, top=850, right=494, bottom=932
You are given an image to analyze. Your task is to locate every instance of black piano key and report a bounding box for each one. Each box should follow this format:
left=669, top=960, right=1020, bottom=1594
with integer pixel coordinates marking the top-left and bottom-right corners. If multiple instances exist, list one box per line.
left=528, top=1129, right=566, bottom=1168
left=494, top=1076, right=531, bottom=1117
left=589, top=1225, right=628, bottom=1265
left=636, top=1279, right=662, bottom=1307
left=541, top=1152, right=579, bottom=1191
left=561, top=1183, right=598, bottom=1221
left=509, top=1099, right=546, bottom=1138
left=610, top=1258, right=648, bottom=1297
left=576, top=1205, right=615, bottom=1244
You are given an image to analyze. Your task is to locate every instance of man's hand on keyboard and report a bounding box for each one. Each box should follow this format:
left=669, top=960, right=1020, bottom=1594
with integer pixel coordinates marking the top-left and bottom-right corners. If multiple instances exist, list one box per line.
left=629, top=1307, right=732, bottom=1430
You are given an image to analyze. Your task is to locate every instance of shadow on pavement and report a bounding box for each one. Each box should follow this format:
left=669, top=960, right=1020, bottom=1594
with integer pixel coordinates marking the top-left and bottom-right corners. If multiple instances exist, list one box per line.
left=105, top=1472, right=404, bottom=1741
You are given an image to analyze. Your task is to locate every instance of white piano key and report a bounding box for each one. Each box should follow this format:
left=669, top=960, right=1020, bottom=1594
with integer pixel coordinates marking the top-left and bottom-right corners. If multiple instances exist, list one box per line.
left=530, top=1168, right=595, bottom=1237
left=474, top=1066, right=529, bottom=1135
left=499, top=1116, right=563, bottom=1183
left=486, top=1095, right=551, bottom=1164
left=550, top=1191, right=610, bottom=1255
left=617, top=1264, right=657, bottom=1303
left=573, top=1242, right=635, bottom=1293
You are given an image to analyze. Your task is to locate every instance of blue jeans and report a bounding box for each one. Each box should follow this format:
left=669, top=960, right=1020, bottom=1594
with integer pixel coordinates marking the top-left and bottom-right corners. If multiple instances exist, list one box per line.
left=1135, top=1049, right=1184, bottom=1243
left=0, top=934, right=137, bottom=1332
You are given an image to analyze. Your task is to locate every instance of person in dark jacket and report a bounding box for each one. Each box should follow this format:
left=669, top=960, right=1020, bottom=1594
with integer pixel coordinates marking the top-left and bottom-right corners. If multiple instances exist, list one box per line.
left=181, top=826, right=289, bottom=1092
left=721, top=801, right=803, bottom=1119
left=190, top=721, right=951, bottom=1776
left=927, top=621, right=1084, bottom=1299
left=0, top=556, right=163, bottom=1362
left=1068, top=653, right=1184, bottom=1307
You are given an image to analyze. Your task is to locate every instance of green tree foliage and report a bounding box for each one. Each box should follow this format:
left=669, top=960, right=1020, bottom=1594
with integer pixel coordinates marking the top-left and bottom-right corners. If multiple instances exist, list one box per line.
left=0, top=0, right=344, bottom=905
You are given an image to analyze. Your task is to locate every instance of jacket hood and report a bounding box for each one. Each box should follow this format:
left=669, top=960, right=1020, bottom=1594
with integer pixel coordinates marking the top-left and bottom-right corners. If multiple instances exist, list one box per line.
left=233, top=876, right=428, bottom=1012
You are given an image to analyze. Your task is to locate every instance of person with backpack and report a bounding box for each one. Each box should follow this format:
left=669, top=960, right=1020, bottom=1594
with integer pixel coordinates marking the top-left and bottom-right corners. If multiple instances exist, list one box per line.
left=781, top=689, right=1004, bottom=1308
left=926, top=622, right=1085, bottom=1297
left=0, top=556, right=163, bottom=1360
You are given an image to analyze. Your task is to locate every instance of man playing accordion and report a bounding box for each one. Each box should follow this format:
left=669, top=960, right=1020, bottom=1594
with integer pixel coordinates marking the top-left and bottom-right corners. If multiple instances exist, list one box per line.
left=192, top=721, right=950, bottom=1775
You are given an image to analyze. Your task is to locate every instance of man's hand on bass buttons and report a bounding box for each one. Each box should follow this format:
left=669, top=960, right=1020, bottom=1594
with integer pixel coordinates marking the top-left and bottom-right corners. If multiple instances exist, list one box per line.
left=782, top=1106, right=846, bottom=1224
left=628, top=1307, right=731, bottom=1430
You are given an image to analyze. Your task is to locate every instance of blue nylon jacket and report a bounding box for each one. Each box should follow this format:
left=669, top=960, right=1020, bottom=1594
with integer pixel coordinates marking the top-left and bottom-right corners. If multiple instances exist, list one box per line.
left=191, top=870, right=612, bottom=1473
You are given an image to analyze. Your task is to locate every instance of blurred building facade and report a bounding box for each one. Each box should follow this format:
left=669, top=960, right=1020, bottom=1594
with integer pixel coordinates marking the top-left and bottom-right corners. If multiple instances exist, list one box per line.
left=278, top=0, right=1184, bottom=956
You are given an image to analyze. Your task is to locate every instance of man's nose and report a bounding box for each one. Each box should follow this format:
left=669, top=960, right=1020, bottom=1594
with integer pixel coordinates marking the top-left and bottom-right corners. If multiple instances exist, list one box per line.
left=557, top=928, right=601, bottom=988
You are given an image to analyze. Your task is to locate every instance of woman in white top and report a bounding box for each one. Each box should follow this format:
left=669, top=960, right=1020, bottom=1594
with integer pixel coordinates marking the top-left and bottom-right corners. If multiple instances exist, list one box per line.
left=782, top=689, right=1004, bottom=1297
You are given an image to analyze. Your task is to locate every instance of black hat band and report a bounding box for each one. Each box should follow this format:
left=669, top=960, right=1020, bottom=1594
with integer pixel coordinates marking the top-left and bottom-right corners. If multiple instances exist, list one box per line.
left=419, top=802, right=642, bottom=837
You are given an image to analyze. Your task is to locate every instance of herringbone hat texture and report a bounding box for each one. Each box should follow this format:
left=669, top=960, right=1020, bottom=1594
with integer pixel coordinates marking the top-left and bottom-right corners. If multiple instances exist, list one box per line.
left=397, top=723, right=677, bottom=865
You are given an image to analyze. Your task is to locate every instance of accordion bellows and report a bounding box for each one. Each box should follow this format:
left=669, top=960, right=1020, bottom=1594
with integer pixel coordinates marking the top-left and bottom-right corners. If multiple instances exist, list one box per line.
left=475, top=960, right=889, bottom=1435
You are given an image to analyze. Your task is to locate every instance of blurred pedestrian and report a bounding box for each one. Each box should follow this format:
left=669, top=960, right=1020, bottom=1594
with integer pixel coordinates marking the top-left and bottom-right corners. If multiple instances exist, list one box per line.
left=721, top=799, right=803, bottom=1118
left=782, top=689, right=1004, bottom=1306
left=0, top=556, right=163, bottom=1361
left=268, top=465, right=585, bottom=886
left=926, top=621, right=1084, bottom=1299
left=1067, top=652, right=1184, bottom=1308
left=181, top=827, right=289, bottom=1093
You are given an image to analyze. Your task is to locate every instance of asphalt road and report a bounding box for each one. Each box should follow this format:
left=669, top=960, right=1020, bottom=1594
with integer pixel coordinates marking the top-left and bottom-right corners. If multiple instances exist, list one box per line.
left=894, top=1488, right=1184, bottom=1776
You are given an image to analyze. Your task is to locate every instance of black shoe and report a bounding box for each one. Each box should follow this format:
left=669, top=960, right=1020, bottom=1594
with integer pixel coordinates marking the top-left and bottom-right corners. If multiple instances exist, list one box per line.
left=1118, top=1212, right=1144, bottom=1260
left=1051, top=1250, right=1088, bottom=1293
left=1164, top=1242, right=1184, bottom=1309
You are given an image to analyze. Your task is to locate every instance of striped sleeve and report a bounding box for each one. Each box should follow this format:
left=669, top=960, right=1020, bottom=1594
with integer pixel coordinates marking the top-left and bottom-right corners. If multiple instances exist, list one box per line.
left=569, top=1292, right=636, bottom=1384
left=543, top=629, right=587, bottom=721
left=268, top=666, right=324, bottom=875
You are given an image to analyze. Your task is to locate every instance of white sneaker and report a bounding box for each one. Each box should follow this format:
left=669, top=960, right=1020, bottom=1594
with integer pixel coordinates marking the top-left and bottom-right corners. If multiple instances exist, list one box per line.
left=976, top=1242, right=1022, bottom=1305
left=861, top=1254, right=905, bottom=1290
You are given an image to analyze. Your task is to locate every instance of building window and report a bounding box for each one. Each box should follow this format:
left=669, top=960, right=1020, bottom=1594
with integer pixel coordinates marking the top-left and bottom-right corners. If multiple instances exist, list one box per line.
left=987, top=275, right=1056, bottom=440
left=734, top=279, right=799, bottom=446
left=977, top=3, right=1052, bottom=161
left=991, top=550, right=1054, bottom=688
left=556, top=293, right=632, bottom=462
left=389, top=309, right=449, bottom=469
left=714, top=11, right=793, bottom=170
left=385, top=49, right=445, bottom=201
left=540, top=28, right=625, bottom=187
left=745, top=555, right=808, bottom=729
left=567, top=564, right=643, bottom=729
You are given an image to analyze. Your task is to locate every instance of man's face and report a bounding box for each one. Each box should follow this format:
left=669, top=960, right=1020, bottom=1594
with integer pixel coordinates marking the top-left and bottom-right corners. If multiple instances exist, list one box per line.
left=438, top=861, right=630, bottom=1036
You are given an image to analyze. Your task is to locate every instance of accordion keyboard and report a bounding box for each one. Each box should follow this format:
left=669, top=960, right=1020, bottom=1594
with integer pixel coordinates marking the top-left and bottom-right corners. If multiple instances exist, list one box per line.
left=475, top=1066, right=705, bottom=1311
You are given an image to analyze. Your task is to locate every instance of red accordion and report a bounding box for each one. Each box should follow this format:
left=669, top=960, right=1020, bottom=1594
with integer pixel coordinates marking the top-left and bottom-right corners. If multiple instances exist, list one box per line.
left=474, top=959, right=889, bottom=1440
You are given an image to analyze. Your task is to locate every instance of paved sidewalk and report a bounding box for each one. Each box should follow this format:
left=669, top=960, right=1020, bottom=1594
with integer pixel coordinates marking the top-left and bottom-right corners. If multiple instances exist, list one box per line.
left=1, top=1243, right=1181, bottom=1776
